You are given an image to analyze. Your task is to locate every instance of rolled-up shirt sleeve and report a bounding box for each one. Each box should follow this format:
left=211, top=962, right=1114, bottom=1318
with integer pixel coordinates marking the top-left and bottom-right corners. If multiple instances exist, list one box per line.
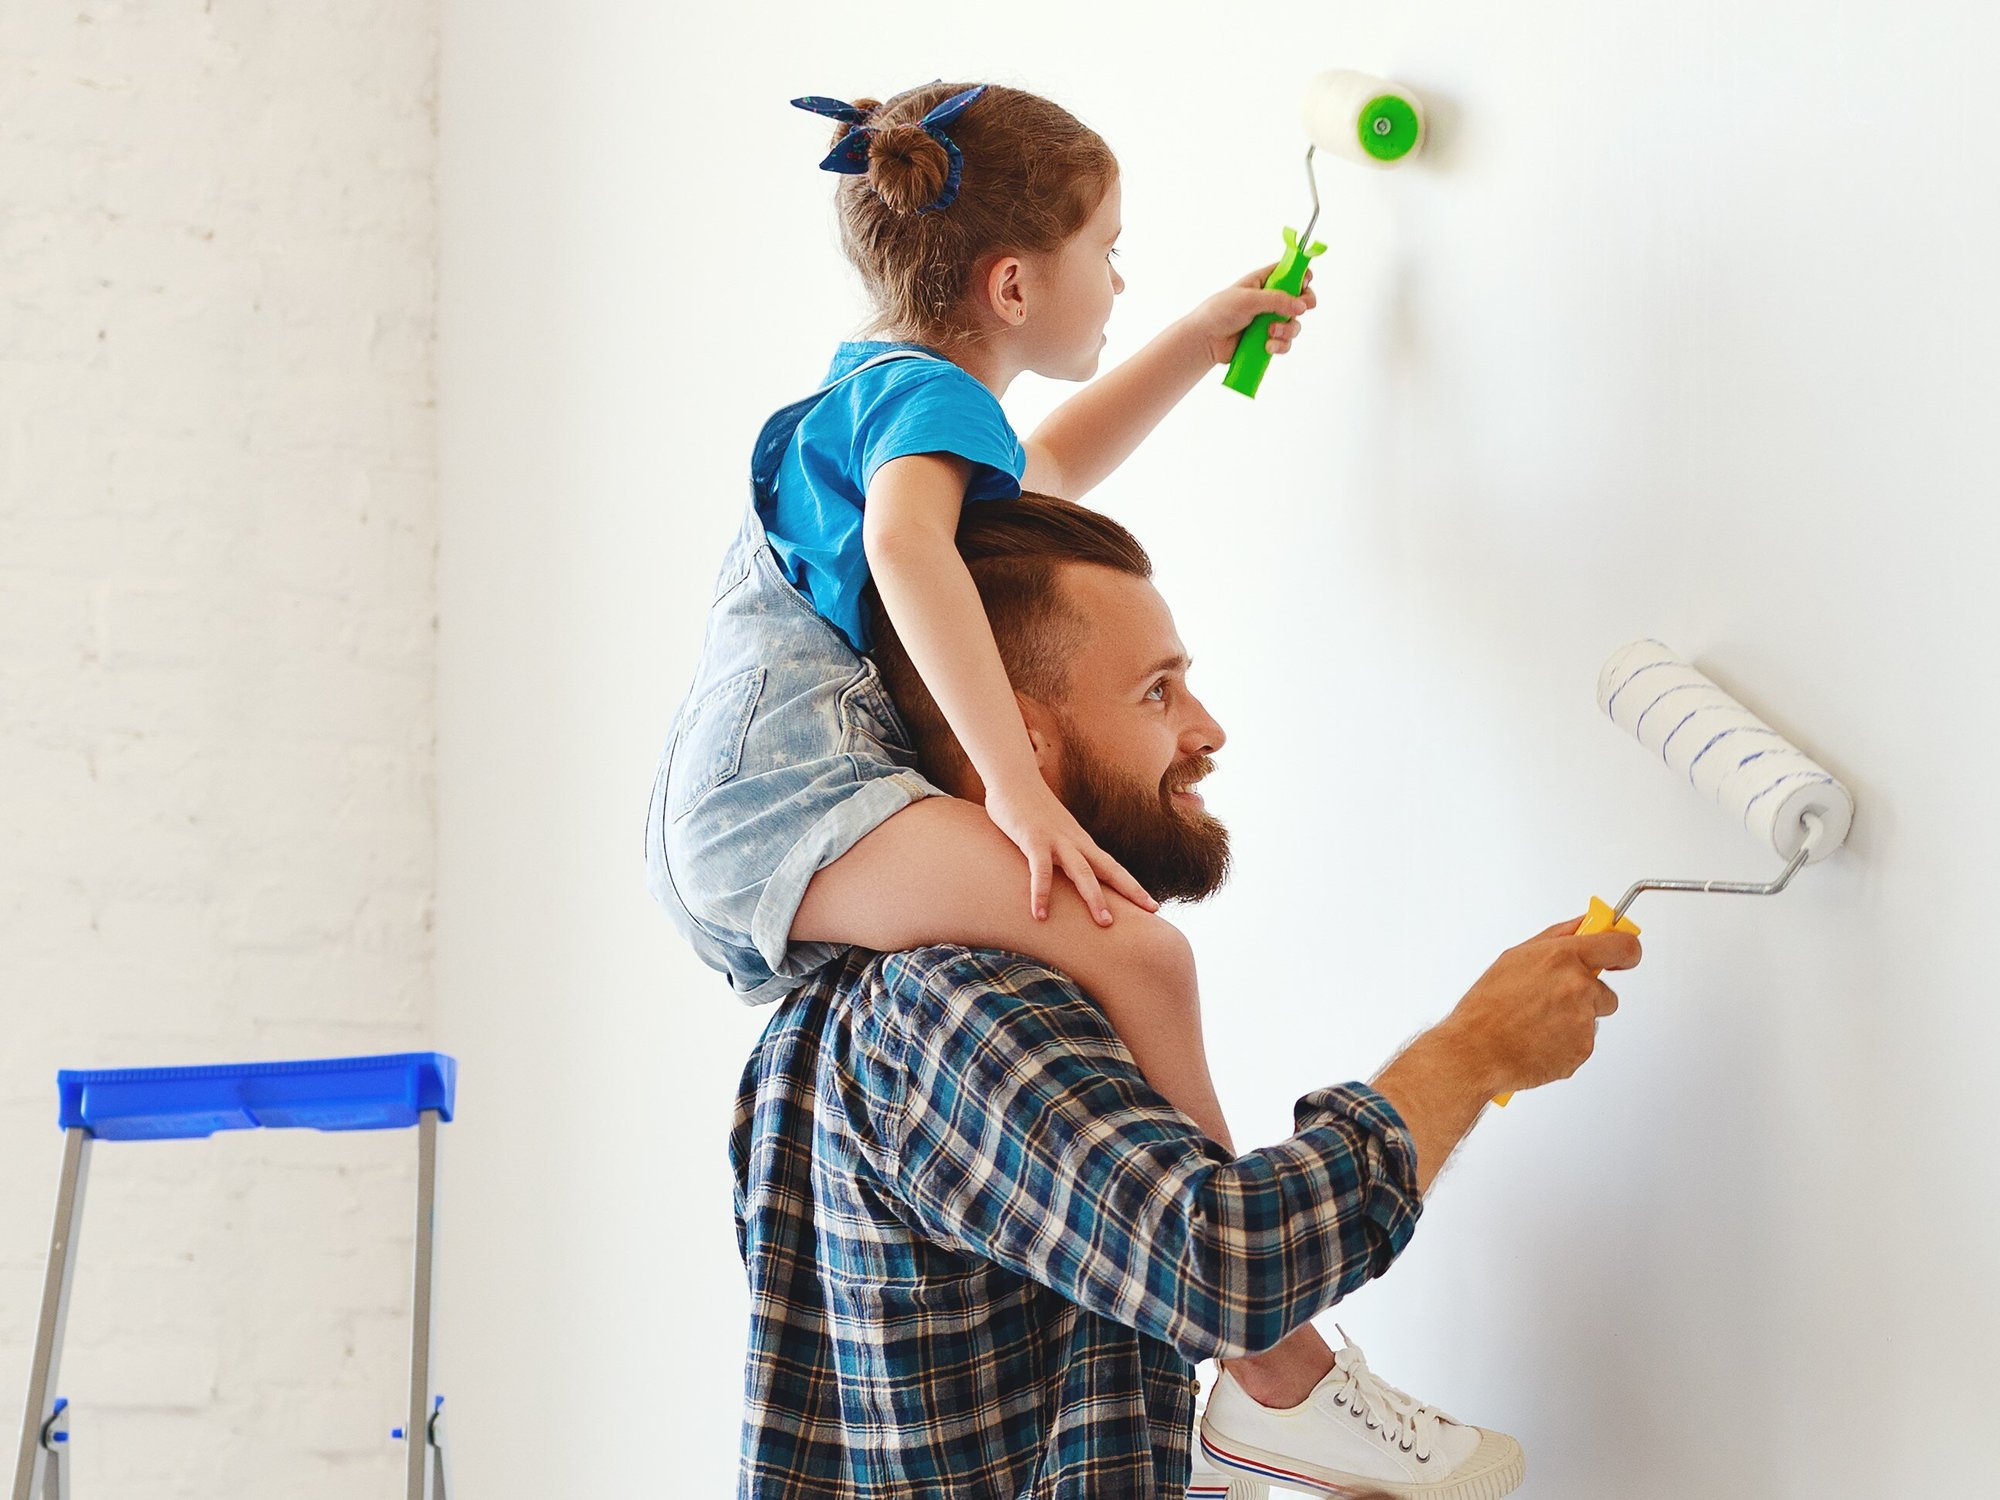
left=870, top=947, right=1423, bottom=1362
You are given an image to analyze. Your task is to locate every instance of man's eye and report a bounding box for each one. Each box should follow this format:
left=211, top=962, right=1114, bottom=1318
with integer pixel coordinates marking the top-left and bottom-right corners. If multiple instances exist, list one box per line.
left=1108, top=248, right=1122, bottom=260
left=1145, top=680, right=1166, bottom=701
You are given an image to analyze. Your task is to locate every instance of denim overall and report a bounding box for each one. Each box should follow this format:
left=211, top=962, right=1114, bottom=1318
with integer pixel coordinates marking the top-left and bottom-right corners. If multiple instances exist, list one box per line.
left=644, top=350, right=950, bottom=1004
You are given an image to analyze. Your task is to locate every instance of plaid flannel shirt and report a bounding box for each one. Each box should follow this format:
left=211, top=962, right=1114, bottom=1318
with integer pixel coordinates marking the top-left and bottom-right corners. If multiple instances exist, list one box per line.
left=729, top=945, right=1423, bottom=1498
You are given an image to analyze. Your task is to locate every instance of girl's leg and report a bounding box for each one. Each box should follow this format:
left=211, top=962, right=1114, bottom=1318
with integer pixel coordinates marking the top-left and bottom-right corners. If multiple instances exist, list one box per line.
left=797, top=797, right=1227, bottom=1139
left=793, top=796, right=1335, bottom=1405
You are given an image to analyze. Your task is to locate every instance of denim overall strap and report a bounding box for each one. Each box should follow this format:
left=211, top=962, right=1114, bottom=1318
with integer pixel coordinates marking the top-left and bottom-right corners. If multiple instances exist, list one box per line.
left=747, top=348, right=947, bottom=517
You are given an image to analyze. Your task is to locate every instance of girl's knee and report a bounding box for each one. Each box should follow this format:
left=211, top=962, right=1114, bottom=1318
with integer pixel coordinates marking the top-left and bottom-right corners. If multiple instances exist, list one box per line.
left=1121, top=909, right=1196, bottom=995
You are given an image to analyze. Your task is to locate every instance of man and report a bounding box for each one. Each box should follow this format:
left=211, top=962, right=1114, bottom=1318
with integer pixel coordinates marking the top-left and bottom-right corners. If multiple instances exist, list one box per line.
left=728, top=495, right=1642, bottom=1498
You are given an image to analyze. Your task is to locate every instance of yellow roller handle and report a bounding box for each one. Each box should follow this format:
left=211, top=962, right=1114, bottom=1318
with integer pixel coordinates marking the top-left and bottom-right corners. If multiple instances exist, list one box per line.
left=1492, top=896, right=1641, bottom=1107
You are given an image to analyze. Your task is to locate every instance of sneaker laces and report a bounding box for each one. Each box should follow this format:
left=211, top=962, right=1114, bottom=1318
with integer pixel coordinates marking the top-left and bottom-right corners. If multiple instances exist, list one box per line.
left=1326, top=1326, right=1447, bottom=1463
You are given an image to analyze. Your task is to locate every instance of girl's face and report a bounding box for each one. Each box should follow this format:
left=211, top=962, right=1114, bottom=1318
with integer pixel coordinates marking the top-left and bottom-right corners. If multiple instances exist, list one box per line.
left=1022, top=176, right=1125, bottom=380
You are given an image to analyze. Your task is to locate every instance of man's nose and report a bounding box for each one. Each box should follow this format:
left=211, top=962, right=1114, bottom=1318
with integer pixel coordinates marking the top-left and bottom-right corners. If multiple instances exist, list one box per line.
left=1180, top=695, right=1224, bottom=754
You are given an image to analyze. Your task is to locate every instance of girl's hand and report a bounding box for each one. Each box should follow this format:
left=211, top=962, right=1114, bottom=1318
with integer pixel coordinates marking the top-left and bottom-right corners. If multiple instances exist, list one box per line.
left=1186, top=262, right=1318, bottom=366
left=983, top=775, right=1159, bottom=925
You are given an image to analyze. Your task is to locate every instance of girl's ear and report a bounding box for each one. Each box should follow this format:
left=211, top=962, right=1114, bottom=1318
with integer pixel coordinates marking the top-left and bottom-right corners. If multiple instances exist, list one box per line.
left=985, top=254, right=1028, bottom=326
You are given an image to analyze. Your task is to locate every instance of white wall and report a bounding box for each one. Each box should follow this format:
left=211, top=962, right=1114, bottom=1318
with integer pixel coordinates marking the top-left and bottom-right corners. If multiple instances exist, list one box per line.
left=2, top=1, right=437, bottom=1494
left=438, top=2, right=2000, bottom=1496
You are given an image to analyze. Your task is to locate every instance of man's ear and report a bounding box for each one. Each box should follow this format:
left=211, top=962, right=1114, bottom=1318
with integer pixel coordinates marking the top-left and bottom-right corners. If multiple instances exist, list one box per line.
left=1015, top=692, right=1063, bottom=780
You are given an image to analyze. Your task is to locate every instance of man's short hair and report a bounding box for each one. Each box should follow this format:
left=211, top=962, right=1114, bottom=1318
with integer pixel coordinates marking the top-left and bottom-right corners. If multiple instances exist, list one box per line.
left=869, top=493, right=1152, bottom=792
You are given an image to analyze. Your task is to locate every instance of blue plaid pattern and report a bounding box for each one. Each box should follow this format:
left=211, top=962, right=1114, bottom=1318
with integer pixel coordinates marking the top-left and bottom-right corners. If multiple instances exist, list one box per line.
left=729, top=945, right=1424, bottom=1497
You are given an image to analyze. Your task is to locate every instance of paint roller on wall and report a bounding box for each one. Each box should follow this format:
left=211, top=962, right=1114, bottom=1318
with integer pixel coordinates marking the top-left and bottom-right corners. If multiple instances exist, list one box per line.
left=1225, top=69, right=1426, bottom=398
left=1493, top=639, right=1858, bottom=1105
left=1229, top=79, right=1857, bottom=1101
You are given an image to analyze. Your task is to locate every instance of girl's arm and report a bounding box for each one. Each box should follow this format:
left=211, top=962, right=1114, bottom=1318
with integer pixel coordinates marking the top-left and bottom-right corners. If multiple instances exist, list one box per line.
left=864, top=451, right=1155, bottom=923
left=1027, top=317, right=1212, bottom=498
left=1029, top=263, right=1317, bottom=498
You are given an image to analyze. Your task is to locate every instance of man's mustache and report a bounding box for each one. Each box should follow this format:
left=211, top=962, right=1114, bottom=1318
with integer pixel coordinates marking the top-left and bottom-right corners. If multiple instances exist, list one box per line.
left=1162, top=754, right=1216, bottom=799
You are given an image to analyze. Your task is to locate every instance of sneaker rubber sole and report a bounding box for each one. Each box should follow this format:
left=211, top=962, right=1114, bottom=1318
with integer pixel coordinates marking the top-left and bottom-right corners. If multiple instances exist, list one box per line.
left=1185, top=1476, right=1267, bottom=1499
left=1198, top=1421, right=1525, bottom=1500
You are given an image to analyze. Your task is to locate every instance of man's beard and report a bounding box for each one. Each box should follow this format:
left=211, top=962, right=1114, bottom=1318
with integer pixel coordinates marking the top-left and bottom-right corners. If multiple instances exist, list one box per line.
left=1055, top=723, right=1231, bottom=903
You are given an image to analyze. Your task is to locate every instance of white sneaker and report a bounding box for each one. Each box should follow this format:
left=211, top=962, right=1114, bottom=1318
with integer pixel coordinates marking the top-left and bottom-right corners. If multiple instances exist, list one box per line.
left=1198, top=1328, right=1525, bottom=1500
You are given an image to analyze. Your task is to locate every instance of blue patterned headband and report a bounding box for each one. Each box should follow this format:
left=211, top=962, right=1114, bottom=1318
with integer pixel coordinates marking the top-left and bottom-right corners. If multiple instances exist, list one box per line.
left=790, top=83, right=990, bottom=215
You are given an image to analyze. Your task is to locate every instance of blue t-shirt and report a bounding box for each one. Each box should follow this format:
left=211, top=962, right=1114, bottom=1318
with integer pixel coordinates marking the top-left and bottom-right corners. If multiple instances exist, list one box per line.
left=760, top=341, right=1026, bottom=651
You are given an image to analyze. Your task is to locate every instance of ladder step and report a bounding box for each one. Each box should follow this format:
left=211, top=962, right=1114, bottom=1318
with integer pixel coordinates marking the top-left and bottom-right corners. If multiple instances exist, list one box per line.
left=56, top=1052, right=457, bottom=1140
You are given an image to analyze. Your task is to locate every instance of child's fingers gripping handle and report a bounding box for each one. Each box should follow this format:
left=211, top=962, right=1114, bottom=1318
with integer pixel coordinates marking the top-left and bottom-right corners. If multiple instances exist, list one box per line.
left=1222, top=227, right=1327, bottom=399
left=1492, top=896, right=1641, bottom=1107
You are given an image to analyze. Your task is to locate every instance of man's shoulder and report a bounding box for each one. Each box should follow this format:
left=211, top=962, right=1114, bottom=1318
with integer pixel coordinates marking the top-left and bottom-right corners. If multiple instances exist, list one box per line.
left=831, top=944, right=1110, bottom=1044
left=872, top=942, right=1082, bottom=999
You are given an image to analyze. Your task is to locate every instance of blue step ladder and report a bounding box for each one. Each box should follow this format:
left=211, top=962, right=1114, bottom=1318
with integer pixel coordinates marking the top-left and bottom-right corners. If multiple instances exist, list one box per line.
left=10, top=1053, right=457, bottom=1500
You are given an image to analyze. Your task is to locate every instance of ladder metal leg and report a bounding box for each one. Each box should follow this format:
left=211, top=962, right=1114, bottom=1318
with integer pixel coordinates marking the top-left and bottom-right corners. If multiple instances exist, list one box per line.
left=12, top=1128, right=91, bottom=1500
left=405, top=1110, right=444, bottom=1500
left=427, top=1399, right=448, bottom=1498
left=34, top=1403, right=68, bottom=1500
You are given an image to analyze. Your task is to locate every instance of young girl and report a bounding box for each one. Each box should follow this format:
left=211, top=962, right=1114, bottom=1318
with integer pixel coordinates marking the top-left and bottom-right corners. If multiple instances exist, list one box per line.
left=643, top=77, right=1342, bottom=1438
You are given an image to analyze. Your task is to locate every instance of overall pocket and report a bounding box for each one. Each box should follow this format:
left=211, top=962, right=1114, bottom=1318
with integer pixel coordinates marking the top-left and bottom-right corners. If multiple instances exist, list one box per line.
left=840, top=658, right=917, bottom=759
left=665, top=665, right=766, bottom=821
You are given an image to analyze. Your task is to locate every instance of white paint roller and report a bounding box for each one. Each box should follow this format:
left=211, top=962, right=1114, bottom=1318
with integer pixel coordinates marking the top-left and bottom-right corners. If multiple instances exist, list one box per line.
left=1495, top=638, right=1855, bottom=1106
left=1597, top=639, right=1854, bottom=865
left=1299, top=69, right=1427, bottom=168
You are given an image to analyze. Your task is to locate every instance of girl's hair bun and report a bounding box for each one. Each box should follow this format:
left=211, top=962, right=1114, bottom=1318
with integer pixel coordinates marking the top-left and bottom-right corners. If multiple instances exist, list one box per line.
left=865, top=119, right=952, bottom=217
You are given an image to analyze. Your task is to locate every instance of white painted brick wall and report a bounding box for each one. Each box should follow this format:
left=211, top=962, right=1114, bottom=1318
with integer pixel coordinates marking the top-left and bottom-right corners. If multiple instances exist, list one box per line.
left=2, top=1, right=437, bottom=1493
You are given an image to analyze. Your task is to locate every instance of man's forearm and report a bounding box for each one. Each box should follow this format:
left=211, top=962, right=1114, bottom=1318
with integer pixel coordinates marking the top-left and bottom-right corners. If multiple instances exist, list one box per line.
left=1368, top=1022, right=1501, bottom=1197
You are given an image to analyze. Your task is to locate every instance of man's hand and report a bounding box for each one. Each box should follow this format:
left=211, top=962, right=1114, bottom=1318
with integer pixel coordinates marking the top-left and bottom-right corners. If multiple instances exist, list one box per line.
left=1442, top=916, right=1643, bottom=1097
left=1370, top=916, right=1643, bottom=1195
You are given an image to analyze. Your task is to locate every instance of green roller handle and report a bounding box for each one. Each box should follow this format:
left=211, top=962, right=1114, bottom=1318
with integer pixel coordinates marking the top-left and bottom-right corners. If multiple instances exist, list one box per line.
left=1222, top=225, right=1328, bottom=398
